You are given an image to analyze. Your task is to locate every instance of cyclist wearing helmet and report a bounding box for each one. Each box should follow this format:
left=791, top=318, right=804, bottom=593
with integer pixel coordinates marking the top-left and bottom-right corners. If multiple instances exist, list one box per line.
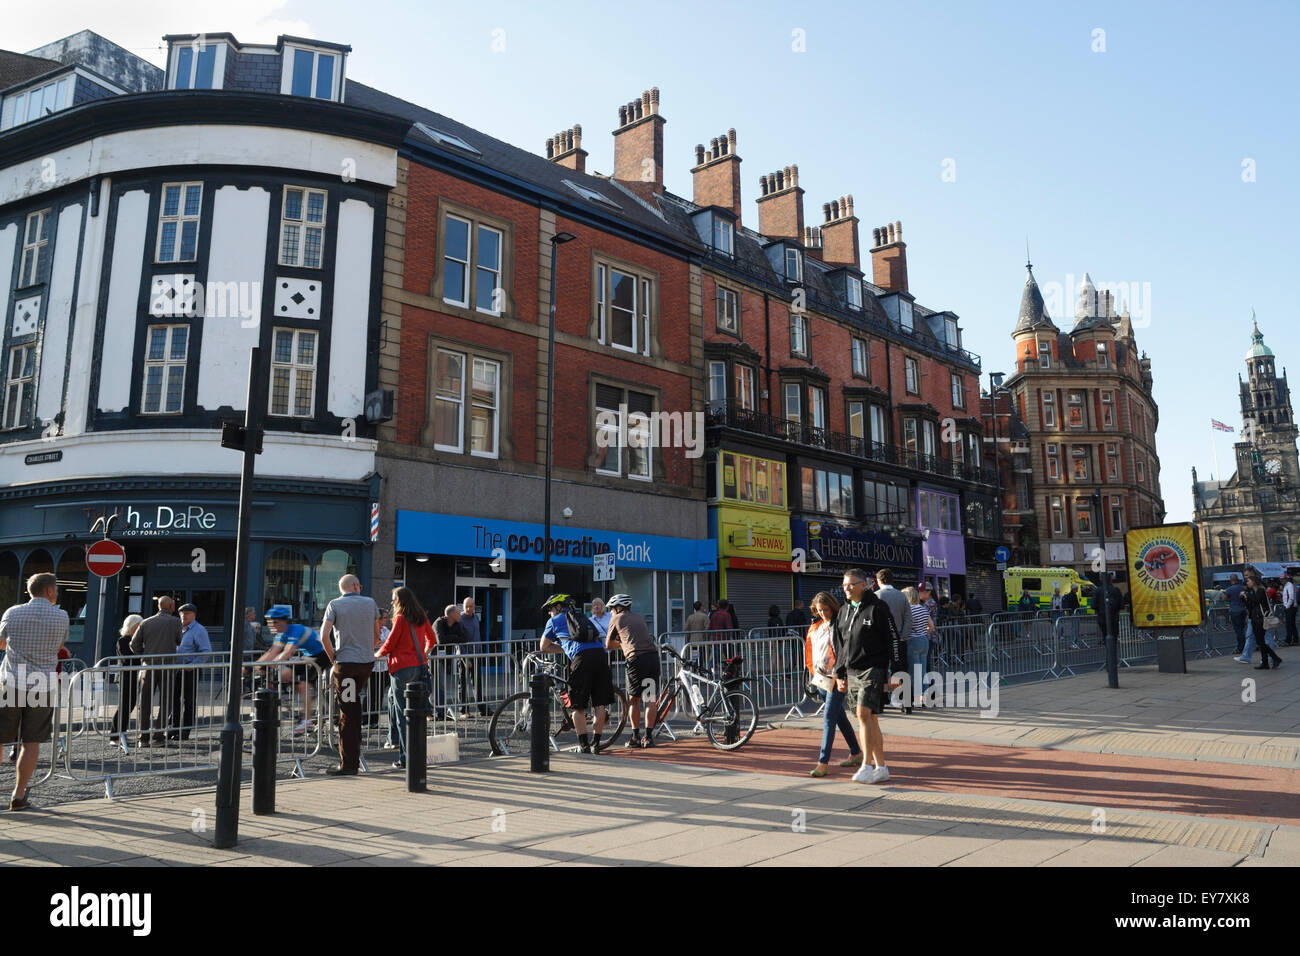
left=539, top=593, right=613, bottom=754
left=604, top=594, right=659, bottom=748
left=256, top=605, right=330, bottom=737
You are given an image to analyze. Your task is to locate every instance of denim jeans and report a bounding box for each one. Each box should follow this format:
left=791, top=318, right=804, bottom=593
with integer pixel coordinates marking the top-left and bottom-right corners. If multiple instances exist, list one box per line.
left=387, top=664, right=429, bottom=762
left=907, top=635, right=929, bottom=703
left=818, top=686, right=860, bottom=764
left=1240, top=621, right=1278, bottom=660
left=1230, top=611, right=1248, bottom=655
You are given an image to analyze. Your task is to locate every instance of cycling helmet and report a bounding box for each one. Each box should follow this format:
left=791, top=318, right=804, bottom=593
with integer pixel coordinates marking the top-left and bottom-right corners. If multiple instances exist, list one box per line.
left=605, top=594, right=633, bottom=609
left=265, top=604, right=293, bottom=620
left=541, top=593, right=572, bottom=611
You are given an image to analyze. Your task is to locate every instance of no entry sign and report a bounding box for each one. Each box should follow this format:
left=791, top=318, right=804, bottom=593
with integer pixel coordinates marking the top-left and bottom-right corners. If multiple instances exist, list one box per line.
left=86, top=539, right=127, bottom=578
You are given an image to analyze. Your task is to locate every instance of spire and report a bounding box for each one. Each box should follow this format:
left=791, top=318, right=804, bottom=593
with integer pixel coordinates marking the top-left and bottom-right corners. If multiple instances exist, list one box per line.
left=1013, top=263, right=1058, bottom=336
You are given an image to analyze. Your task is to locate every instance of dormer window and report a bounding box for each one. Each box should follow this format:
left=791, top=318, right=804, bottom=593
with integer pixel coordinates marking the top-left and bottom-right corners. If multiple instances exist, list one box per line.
left=174, top=44, right=219, bottom=89
left=785, top=247, right=802, bottom=282
left=899, top=299, right=913, bottom=332
left=944, top=317, right=959, bottom=347
left=712, top=219, right=734, bottom=257
left=1, top=75, right=74, bottom=130
left=846, top=276, right=863, bottom=311
left=282, top=45, right=342, bottom=100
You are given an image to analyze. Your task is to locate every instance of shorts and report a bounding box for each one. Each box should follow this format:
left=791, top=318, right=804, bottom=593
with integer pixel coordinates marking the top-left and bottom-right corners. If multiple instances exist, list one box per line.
left=567, top=648, right=614, bottom=711
left=0, top=705, right=54, bottom=744
left=301, top=652, right=331, bottom=684
left=847, top=666, right=888, bottom=715
left=625, top=653, right=662, bottom=701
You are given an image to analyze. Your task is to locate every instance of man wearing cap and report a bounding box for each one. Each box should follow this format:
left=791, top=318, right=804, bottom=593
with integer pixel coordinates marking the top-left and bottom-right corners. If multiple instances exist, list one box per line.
left=169, top=604, right=211, bottom=740
left=604, top=595, right=659, bottom=749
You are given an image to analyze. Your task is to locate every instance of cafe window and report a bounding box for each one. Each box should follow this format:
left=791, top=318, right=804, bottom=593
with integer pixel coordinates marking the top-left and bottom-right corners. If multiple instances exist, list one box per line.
left=721, top=452, right=784, bottom=508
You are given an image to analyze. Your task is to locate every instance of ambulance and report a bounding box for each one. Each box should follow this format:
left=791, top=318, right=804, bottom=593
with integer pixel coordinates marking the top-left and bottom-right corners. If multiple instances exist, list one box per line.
left=1003, top=567, right=1096, bottom=611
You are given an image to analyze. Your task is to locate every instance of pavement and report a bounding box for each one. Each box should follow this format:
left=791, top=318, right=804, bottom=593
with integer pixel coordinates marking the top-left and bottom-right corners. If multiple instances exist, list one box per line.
left=1, top=654, right=1296, bottom=866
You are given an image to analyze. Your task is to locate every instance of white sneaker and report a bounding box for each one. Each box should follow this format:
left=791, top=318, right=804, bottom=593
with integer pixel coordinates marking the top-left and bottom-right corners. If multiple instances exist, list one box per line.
left=868, top=765, right=891, bottom=784
left=1234, top=657, right=1250, bottom=664
left=851, top=764, right=874, bottom=784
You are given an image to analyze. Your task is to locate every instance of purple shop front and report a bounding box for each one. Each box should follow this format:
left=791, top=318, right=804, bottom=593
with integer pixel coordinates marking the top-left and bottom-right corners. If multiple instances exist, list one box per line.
left=922, top=531, right=966, bottom=577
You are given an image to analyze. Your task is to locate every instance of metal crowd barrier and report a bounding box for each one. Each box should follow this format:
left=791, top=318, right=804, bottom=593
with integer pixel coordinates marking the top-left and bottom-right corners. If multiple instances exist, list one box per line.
left=57, top=656, right=325, bottom=796
left=680, top=631, right=806, bottom=715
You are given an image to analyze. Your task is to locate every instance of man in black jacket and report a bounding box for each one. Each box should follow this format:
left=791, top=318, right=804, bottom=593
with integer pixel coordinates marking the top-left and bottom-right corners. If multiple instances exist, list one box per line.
left=833, top=568, right=902, bottom=784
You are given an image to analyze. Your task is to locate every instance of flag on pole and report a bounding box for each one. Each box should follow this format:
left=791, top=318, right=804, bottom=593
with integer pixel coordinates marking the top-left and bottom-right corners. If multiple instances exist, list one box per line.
left=1211, top=419, right=1234, bottom=432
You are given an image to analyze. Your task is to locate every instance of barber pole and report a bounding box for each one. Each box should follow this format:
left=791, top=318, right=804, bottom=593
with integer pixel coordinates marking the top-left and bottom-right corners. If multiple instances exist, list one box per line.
left=370, top=502, right=379, bottom=542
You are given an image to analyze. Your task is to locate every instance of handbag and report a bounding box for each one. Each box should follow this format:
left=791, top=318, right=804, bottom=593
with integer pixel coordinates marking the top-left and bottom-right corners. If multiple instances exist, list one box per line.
left=1263, top=604, right=1282, bottom=631
left=399, top=616, right=435, bottom=691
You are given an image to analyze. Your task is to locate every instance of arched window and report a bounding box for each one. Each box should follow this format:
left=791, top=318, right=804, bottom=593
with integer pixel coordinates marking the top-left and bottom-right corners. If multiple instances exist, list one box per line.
left=311, top=549, right=358, bottom=628
left=263, top=547, right=311, bottom=622
left=0, top=552, right=19, bottom=619
left=20, top=549, right=53, bottom=594
left=56, top=551, right=89, bottom=645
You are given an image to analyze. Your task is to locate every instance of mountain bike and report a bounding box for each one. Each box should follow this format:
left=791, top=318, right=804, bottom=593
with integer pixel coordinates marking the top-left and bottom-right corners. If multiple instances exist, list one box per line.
left=488, top=651, right=627, bottom=756
left=650, top=643, right=757, bottom=751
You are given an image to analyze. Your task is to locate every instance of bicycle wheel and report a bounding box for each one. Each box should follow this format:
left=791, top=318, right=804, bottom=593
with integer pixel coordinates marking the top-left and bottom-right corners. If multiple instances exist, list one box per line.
left=703, top=691, right=758, bottom=751
left=595, top=689, right=628, bottom=749
left=488, top=692, right=536, bottom=756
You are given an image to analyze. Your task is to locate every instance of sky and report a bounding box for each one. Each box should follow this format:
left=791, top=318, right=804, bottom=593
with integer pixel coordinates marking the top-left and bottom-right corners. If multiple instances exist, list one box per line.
left=17, top=0, right=1300, bottom=522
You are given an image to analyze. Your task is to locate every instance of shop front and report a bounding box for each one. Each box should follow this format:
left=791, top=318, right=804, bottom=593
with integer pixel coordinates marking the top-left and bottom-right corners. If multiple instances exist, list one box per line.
left=791, top=518, right=923, bottom=605
left=0, top=478, right=376, bottom=661
left=711, top=503, right=792, bottom=631
left=394, top=511, right=715, bottom=644
left=708, top=449, right=793, bottom=629
left=917, top=487, right=967, bottom=600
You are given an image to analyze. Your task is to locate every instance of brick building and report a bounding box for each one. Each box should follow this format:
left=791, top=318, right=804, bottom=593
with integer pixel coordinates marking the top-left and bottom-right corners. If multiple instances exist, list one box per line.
left=360, top=87, right=713, bottom=642
left=672, top=130, right=1001, bottom=620
left=1005, top=266, right=1165, bottom=589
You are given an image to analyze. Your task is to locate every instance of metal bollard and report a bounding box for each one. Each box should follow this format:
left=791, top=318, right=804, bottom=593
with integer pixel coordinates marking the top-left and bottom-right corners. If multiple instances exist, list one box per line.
left=405, top=681, right=428, bottom=793
left=252, top=689, right=278, bottom=815
left=529, top=674, right=550, bottom=773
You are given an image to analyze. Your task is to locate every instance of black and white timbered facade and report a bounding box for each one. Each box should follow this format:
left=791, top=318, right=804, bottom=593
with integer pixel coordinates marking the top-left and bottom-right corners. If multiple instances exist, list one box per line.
left=0, top=32, right=408, bottom=657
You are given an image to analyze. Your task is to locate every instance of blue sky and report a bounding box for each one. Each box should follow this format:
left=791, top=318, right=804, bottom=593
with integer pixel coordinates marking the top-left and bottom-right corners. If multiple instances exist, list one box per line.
left=26, top=0, right=1300, bottom=521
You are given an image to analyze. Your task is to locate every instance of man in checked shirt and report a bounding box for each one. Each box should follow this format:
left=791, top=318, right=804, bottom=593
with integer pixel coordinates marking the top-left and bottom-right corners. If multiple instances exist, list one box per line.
left=0, top=572, right=69, bottom=811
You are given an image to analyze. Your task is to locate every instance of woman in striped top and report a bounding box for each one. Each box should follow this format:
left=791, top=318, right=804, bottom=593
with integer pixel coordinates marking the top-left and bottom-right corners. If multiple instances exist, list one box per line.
left=902, top=587, right=935, bottom=714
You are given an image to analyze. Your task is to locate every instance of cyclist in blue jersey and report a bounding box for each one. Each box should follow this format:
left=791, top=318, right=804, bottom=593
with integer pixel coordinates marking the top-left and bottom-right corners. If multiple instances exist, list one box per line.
left=256, top=605, right=331, bottom=735
left=539, top=593, right=613, bottom=754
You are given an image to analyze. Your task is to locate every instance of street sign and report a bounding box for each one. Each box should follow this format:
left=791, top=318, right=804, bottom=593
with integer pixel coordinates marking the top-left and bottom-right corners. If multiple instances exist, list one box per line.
left=994, top=545, right=1011, bottom=564
left=86, top=539, right=126, bottom=578
left=593, top=552, right=615, bottom=582
left=997, top=562, right=1007, bottom=571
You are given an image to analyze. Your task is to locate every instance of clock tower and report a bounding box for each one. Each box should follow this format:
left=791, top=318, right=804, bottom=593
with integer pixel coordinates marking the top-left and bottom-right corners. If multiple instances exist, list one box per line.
left=1235, top=319, right=1300, bottom=489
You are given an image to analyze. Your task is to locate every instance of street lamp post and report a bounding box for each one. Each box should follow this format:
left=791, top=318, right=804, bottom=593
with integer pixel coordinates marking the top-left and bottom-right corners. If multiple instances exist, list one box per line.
left=988, top=373, right=1006, bottom=544
left=542, top=231, right=577, bottom=591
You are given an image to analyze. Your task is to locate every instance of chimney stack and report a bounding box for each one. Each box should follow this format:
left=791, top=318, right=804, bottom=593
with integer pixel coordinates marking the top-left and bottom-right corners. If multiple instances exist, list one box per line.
left=755, top=164, right=804, bottom=242
left=819, top=193, right=860, bottom=269
left=613, top=87, right=666, bottom=195
left=869, top=219, right=908, bottom=293
left=691, top=128, right=742, bottom=224
left=546, top=124, right=587, bottom=173
left=803, top=226, right=823, bottom=260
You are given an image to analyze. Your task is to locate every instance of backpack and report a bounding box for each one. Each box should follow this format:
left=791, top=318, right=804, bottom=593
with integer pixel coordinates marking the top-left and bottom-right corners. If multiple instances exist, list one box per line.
left=564, top=608, right=600, bottom=647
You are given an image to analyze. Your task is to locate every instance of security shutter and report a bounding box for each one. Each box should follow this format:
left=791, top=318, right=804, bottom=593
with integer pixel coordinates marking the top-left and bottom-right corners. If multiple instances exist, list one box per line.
left=725, top=570, right=791, bottom=632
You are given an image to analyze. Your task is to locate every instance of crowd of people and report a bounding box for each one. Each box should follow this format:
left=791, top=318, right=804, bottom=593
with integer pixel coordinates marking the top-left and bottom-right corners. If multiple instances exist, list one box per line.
left=1219, top=572, right=1291, bottom=669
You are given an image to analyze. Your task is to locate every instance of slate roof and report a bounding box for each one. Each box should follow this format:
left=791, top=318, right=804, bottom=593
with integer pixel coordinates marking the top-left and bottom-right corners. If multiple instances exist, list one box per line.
left=1013, top=264, right=1057, bottom=335
left=0, top=51, right=61, bottom=92
left=344, top=81, right=702, bottom=251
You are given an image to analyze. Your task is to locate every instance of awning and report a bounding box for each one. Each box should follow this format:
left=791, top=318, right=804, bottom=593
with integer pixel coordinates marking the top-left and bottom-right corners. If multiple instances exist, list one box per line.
left=1248, top=562, right=1299, bottom=580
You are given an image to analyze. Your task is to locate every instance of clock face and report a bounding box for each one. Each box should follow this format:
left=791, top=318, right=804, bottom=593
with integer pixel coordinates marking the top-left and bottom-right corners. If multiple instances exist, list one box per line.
left=1266, top=458, right=1282, bottom=475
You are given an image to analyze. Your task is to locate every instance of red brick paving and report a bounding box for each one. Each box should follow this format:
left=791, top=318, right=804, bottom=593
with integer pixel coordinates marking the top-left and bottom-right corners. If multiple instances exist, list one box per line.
left=609, top=728, right=1300, bottom=825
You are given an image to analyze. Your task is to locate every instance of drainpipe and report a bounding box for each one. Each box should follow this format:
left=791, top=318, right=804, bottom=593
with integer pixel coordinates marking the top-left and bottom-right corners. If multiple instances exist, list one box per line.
left=763, top=293, right=772, bottom=416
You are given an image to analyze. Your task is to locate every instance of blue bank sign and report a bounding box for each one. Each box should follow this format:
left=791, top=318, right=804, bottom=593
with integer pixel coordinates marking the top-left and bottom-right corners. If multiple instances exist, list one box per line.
left=396, top=511, right=716, bottom=572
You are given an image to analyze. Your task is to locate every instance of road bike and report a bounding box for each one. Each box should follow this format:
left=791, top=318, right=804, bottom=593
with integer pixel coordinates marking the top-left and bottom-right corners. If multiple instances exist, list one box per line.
left=650, top=643, right=757, bottom=751
left=488, top=652, right=627, bottom=755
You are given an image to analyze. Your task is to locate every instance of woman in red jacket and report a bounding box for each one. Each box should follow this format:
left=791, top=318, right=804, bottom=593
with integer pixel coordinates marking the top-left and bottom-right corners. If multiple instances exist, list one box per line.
left=375, top=587, right=437, bottom=769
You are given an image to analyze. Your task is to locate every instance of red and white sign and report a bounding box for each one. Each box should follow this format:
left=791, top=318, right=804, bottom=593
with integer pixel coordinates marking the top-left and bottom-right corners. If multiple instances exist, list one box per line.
left=86, top=539, right=127, bottom=578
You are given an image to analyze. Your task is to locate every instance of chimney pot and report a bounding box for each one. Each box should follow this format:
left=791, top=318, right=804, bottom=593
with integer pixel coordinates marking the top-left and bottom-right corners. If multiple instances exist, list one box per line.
left=894, top=220, right=902, bottom=239
left=846, top=195, right=854, bottom=216
left=641, top=90, right=651, bottom=115
left=727, top=128, right=737, bottom=150
left=695, top=144, right=705, bottom=165
left=618, top=104, right=627, bottom=126
left=546, top=137, right=554, bottom=158
left=710, top=136, right=719, bottom=158
left=822, top=202, right=831, bottom=223
left=650, top=87, right=660, bottom=112
left=574, top=124, right=582, bottom=147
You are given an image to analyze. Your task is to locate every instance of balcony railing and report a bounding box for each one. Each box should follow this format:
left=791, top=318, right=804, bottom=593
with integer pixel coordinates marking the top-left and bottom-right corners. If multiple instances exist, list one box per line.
left=707, top=404, right=999, bottom=486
